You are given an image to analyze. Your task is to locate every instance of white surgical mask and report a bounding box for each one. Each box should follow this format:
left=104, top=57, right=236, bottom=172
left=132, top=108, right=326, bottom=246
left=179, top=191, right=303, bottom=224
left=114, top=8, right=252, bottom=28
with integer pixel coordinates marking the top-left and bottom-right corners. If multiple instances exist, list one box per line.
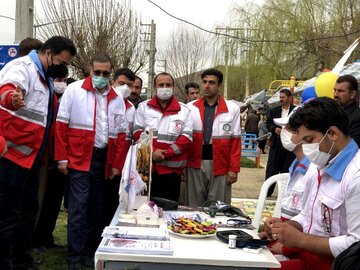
left=115, top=84, right=131, bottom=99
left=54, top=82, right=67, bottom=94
left=302, top=130, right=334, bottom=168
left=156, top=87, right=173, bottom=100
left=280, top=128, right=301, bottom=152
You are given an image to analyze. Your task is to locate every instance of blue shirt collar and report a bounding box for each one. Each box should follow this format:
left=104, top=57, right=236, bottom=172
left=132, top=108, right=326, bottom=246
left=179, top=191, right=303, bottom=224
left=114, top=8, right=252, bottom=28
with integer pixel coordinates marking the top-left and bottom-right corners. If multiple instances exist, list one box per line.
left=28, top=50, right=46, bottom=80
left=289, top=156, right=311, bottom=178
left=28, top=49, right=54, bottom=93
left=325, top=139, right=359, bottom=181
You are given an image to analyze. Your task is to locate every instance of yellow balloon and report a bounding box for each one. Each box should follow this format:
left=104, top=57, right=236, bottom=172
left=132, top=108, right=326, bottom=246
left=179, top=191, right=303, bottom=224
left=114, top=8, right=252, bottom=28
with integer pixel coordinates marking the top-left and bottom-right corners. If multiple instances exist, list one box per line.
left=315, top=72, right=338, bottom=98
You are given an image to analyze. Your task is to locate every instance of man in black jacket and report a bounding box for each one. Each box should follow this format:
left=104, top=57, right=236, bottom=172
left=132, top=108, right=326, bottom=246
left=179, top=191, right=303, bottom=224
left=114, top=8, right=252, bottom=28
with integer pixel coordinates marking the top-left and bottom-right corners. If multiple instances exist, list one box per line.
left=334, top=74, right=360, bottom=148
left=265, top=89, right=296, bottom=196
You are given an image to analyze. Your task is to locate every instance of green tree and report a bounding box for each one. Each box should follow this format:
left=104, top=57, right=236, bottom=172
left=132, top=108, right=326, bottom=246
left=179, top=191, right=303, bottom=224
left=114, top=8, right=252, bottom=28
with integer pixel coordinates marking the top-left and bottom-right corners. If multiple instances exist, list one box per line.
left=214, top=0, right=360, bottom=99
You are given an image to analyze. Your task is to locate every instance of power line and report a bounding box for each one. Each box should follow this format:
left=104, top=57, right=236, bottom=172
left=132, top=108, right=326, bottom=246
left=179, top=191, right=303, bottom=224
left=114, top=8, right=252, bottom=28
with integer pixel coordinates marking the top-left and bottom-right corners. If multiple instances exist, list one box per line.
left=146, top=0, right=360, bottom=44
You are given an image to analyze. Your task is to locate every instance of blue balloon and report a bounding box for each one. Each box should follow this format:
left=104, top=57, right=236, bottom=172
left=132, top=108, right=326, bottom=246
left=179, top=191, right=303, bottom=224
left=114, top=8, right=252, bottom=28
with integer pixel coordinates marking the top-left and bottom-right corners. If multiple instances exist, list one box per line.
left=301, top=86, right=317, bottom=103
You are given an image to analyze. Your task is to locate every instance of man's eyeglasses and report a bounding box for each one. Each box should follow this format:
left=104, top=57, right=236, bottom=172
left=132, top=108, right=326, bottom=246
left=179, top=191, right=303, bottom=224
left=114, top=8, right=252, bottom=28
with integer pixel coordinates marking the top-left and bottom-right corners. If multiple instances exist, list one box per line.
left=93, top=70, right=111, bottom=77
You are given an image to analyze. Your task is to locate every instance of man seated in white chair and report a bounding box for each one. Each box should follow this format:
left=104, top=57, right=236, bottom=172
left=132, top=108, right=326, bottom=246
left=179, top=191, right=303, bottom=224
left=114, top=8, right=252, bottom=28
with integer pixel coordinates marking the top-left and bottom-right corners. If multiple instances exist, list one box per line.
left=259, top=107, right=316, bottom=260
left=265, top=97, right=360, bottom=270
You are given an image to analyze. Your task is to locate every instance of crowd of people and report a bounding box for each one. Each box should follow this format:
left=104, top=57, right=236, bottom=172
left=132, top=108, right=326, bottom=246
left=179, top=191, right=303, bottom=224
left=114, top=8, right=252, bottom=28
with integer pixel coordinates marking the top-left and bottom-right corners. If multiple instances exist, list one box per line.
left=1, top=35, right=360, bottom=270
left=0, top=36, right=240, bottom=270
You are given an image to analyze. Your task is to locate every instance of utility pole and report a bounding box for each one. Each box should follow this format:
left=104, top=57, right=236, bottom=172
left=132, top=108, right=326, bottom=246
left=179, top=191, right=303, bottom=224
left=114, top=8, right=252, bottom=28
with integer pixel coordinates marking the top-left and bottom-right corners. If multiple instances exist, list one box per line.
left=216, top=27, right=230, bottom=99
left=15, top=0, right=34, bottom=43
left=157, top=59, right=167, bottom=72
left=216, top=27, right=252, bottom=99
left=141, top=20, right=156, bottom=99
left=244, top=29, right=251, bottom=98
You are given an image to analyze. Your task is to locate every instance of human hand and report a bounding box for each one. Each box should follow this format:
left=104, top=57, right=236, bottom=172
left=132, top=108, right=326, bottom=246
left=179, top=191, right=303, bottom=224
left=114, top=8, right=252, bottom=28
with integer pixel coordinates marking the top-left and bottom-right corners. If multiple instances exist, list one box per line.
left=11, top=86, right=25, bottom=109
left=226, top=171, right=238, bottom=185
left=275, top=128, right=282, bottom=135
left=258, top=231, right=269, bottom=240
left=271, top=221, right=303, bottom=248
left=264, top=217, right=282, bottom=239
left=109, top=168, right=120, bottom=180
left=57, top=161, right=69, bottom=175
left=269, top=242, right=283, bottom=254
left=152, top=149, right=166, bottom=162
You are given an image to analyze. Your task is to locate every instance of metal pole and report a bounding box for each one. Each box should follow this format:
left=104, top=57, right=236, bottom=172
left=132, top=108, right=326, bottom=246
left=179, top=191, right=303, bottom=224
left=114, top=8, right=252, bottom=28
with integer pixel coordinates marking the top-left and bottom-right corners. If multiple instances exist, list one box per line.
left=245, top=29, right=250, bottom=98
left=223, top=27, right=229, bottom=99
left=147, top=20, right=156, bottom=99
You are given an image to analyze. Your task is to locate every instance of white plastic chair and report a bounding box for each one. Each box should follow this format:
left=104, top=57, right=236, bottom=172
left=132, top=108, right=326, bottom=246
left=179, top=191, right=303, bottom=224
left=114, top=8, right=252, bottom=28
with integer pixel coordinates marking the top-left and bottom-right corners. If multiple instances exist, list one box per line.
left=252, top=173, right=290, bottom=231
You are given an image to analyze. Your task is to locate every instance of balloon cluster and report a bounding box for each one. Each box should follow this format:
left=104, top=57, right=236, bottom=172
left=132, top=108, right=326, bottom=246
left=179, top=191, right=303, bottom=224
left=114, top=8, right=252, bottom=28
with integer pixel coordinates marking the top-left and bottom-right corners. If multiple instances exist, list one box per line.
left=301, top=72, right=338, bottom=103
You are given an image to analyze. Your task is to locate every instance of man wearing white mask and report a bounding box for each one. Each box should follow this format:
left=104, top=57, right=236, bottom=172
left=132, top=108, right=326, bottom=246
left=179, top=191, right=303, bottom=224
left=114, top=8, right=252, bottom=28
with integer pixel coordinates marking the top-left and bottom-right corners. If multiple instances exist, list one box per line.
left=133, top=72, right=193, bottom=202
left=260, top=109, right=315, bottom=261
left=101, top=67, right=136, bottom=227
left=55, top=54, right=127, bottom=269
left=265, top=97, right=360, bottom=270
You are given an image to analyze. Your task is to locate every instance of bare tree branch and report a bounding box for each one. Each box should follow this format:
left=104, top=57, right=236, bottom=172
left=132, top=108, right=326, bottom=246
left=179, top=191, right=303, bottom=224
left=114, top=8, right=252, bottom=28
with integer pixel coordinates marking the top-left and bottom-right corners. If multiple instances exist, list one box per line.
left=37, top=0, right=148, bottom=79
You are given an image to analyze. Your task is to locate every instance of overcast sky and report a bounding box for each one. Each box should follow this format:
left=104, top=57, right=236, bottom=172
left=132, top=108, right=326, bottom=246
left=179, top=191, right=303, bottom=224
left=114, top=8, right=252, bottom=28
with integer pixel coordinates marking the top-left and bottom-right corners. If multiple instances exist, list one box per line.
left=0, top=0, right=257, bottom=45
left=0, top=0, right=263, bottom=82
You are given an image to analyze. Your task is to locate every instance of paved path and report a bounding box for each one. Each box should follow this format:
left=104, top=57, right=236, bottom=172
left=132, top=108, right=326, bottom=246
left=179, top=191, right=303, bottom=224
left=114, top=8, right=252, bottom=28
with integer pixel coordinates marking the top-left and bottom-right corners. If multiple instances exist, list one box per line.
left=232, top=152, right=278, bottom=200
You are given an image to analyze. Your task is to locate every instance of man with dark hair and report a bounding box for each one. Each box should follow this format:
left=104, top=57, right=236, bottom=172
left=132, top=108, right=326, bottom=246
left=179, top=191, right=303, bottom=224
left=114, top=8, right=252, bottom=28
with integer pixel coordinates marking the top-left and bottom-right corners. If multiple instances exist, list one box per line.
left=101, top=67, right=136, bottom=226
left=185, top=82, right=200, bottom=102
left=186, top=68, right=241, bottom=206
left=201, top=68, right=223, bottom=84
left=55, top=54, right=127, bottom=269
left=266, top=97, right=360, bottom=270
left=0, top=35, right=76, bottom=270
left=133, top=72, right=193, bottom=202
left=18, top=37, right=43, bottom=57
left=128, top=75, right=143, bottom=108
left=265, top=88, right=296, bottom=196
left=334, top=74, right=360, bottom=147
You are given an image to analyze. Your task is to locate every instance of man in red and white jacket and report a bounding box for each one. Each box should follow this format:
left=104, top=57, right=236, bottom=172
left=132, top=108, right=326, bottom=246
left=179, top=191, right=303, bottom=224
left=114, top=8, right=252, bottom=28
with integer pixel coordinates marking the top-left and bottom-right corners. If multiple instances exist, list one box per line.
left=133, top=72, right=193, bottom=202
left=55, top=54, right=127, bottom=269
left=0, top=36, right=76, bottom=270
left=186, top=68, right=241, bottom=207
left=102, top=67, right=136, bottom=227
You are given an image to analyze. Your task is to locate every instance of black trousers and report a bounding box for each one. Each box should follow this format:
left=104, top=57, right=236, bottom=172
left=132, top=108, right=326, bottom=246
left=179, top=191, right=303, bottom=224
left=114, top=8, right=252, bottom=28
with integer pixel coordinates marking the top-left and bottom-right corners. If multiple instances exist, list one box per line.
left=33, top=165, right=68, bottom=247
left=67, top=149, right=106, bottom=264
left=101, top=176, right=121, bottom=229
left=0, top=158, right=41, bottom=270
left=265, top=138, right=295, bottom=196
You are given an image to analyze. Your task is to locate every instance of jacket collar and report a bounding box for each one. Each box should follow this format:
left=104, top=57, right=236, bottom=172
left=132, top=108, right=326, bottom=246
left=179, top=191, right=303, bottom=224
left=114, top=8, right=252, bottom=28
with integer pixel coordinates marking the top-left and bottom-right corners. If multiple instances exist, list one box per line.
left=325, top=139, right=359, bottom=181
left=147, top=95, right=181, bottom=115
left=343, top=101, right=358, bottom=115
left=194, top=96, right=228, bottom=117
left=29, top=50, right=48, bottom=82
left=289, top=156, right=311, bottom=178
left=29, top=50, right=53, bottom=93
left=125, top=99, right=134, bottom=110
left=29, top=50, right=45, bottom=79
left=82, top=77, right=117, bottom=102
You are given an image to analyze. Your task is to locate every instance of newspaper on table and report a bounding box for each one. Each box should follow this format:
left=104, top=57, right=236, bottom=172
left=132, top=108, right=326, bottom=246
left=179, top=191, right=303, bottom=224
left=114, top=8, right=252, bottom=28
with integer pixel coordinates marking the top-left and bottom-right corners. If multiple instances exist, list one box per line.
left=102, top=226, right=170, bottom=241
left=99, top=226, right=173, bottom=255
left=98, top=237, right=173, bottom=255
